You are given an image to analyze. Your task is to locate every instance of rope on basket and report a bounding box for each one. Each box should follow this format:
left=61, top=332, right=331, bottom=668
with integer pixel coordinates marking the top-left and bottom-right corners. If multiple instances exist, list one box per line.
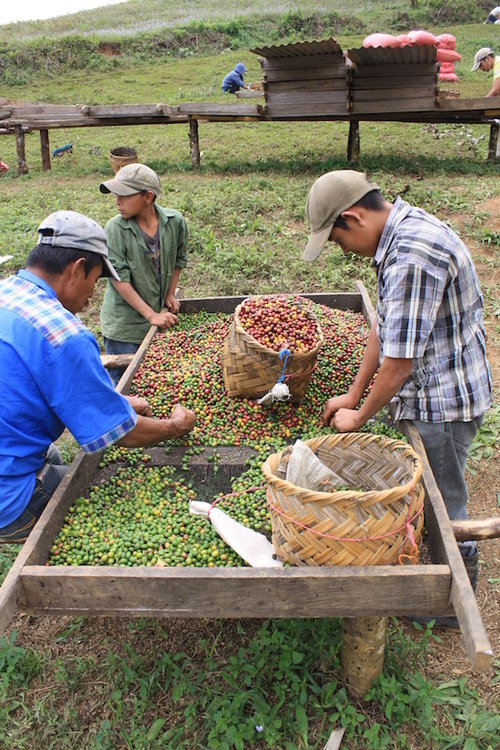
left=267, top=484, right=423, bottom=565
left=256, top=348, right=291, bottom=405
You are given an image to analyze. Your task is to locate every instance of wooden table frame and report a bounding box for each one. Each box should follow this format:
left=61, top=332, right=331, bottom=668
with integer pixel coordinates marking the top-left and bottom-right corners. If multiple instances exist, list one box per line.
left=0, top=286, right=493, bottom=675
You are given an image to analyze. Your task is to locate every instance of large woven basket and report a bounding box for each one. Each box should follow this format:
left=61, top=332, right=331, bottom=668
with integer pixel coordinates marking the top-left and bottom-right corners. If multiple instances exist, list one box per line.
left=222, top=296, right=324, bottom=401
left=262, top=433, right=424, bottom=566
left=109, top=147, right=138, bottom=174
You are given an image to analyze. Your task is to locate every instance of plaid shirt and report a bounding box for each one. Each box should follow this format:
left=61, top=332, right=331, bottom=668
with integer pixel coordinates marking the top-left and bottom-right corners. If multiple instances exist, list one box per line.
left=374, top=197, right=492, bottom=422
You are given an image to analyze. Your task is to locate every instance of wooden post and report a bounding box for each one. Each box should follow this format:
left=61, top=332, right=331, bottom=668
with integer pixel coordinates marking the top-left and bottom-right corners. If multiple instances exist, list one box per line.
left=347, top=120, right=360, bottom=163
left=40, top=129, right=51, bottom=171
left=340, top=616, right=386, bottom=699
left=487, top=120, right=499, bottom=162
left=189, top=117, right=200, bottom=169
left=15, top=125, right=28, bottom=174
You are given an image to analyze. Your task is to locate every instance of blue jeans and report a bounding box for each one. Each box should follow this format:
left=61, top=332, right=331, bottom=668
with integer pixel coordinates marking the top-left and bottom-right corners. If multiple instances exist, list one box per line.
left=409, top=417, right=483, bottom=558
left=0, top=445, right=68, bottom=543
left=103, top=337, right=139, bottom=386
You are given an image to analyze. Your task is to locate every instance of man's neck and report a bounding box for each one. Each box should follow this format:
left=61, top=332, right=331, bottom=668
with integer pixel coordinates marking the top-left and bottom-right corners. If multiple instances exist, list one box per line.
left=134, top=204, right=158, bottom=237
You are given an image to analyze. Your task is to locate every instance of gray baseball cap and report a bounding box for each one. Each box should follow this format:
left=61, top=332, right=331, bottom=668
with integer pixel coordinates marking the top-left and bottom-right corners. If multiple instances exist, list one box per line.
left=99, top=162, right=161, bottom=196
left=37, top=210, right=120, bottom=280
left=471, top=47, right=493, bottom=71
left=303, top=170, right=379, bottom=261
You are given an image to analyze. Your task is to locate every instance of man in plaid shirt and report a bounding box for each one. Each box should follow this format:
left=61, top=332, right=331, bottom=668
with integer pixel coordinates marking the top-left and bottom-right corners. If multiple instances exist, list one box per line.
left=303, top=171, right=492, bottom=623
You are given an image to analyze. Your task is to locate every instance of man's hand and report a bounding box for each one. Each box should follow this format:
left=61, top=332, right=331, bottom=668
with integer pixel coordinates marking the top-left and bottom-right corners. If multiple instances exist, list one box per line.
left=323, top=393, right=359, bottom=427
left=329, top=408, right=364, bottom=433
left=168, top=404, right=196, bottom=437
left=165, top=293, right=180, bottom=314
left=125, top=395, right=153, bottom=417
left=149, top=310, right=178, bottom=330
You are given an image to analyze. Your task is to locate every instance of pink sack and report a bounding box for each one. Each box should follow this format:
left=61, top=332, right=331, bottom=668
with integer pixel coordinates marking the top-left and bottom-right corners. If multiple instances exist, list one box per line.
left=407, top=29, right=437, bottom=46
left=436, top=48, right=461, bottom=63
left=439, top=73, right=459, bottom=82
left=439, top=62, right=456, bottom=74
left=396, top=34, right=412, bottom=47
left=435, top=33, right=456, bottom=50
left=363, top=33, right=402, bottom=49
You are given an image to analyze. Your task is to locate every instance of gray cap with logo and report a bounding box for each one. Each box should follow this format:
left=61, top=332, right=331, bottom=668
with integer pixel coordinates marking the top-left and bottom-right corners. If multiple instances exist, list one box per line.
left=99, top=163, right=162, bottom=196
left=37, top=210, right=120, bottom=280
left=303, top=170, right=379, bottom=261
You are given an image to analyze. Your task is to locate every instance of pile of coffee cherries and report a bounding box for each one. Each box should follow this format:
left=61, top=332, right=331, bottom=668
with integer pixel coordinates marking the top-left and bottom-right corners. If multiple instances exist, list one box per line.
left=237, top=295, right=319, bottom=353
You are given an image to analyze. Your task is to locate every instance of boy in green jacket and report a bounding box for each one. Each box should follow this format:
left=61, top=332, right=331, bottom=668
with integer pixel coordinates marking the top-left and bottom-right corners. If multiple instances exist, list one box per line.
left=99, top=163, right=189, bottom=384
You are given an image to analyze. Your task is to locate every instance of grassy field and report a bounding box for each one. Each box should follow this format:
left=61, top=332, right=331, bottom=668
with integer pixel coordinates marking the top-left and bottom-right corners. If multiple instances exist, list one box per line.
left=0, top=2, right=499, bottom=749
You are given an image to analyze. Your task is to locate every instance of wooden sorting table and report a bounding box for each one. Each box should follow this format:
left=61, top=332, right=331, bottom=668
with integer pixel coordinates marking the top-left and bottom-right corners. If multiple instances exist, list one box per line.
left=0, top=286, right=493, bottom=695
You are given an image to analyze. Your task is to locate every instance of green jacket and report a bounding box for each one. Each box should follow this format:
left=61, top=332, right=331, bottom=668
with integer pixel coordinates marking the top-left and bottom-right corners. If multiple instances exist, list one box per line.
left=100, top=205, right=189, bottom=344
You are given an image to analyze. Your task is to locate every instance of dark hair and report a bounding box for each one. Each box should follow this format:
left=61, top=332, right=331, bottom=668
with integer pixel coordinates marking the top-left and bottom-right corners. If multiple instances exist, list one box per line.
left=333, top=189, right=386, bottom=231
left=26, top=244, right=104, bottom=277
left=140, top=189, right=156, bottom=203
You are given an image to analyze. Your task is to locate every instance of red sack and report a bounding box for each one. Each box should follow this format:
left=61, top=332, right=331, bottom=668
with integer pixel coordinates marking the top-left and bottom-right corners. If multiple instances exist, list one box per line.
left=435, top=33, right=456, bottom=50
left=363, top=33, right=402, bottom=49
left=439, top=62, right=456, bottom=74
left=436, top=48, right=461, bottom=63
left=396, top=35, right=412, bottom=47
left=407, top=29, right=437, bottom=46
left=439, top=73, right=459, bottom=82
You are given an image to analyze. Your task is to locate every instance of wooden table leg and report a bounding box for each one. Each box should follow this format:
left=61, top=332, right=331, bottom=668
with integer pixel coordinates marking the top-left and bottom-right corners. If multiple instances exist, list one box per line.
left=487, top=120, right=499, bottom=162
left=40, top=129, right=51, bottom=171
left=347, top=120, right=360, bottom=163
left=189, top=117, right=200, bottom=169
left=15, top=125, right=28, bottom=174
left=340, top=616, right=386, bottom=699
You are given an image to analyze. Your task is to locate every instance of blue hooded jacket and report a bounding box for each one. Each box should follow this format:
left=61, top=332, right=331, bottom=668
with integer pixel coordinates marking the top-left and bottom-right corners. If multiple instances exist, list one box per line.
left=222, top=63, right=247, bottom=93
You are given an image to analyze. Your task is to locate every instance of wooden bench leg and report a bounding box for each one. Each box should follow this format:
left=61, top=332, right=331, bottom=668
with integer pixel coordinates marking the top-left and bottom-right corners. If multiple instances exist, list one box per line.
left=347, top=120, right=360, bottom=163
left=340, top=616, right=386, bottom=699
left=189, top=117, right=200, bottom=169
left=40, top=129, right=51, bottom=171
left=15, top=125, right=28, bottom=175
left=487, top=121, right=499, bottom=162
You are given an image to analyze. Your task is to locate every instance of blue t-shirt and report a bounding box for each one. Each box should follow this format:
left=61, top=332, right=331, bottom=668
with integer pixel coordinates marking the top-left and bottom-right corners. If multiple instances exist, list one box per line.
left=0, top=270, right=137, bottom=527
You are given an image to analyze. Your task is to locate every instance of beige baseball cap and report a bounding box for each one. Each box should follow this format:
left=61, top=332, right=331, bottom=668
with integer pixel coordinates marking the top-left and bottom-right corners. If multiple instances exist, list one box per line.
left=99, top=163, right=162, bottom=196
left=303, top=170, right=379, bottom=261
left=471, top=47, right=493, bottom=71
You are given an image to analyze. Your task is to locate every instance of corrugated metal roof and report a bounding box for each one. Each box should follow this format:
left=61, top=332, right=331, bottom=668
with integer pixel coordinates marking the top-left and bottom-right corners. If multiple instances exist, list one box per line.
left=347, top=46, right=436, bottom=66
left=251, top=38, right=343, bottom=59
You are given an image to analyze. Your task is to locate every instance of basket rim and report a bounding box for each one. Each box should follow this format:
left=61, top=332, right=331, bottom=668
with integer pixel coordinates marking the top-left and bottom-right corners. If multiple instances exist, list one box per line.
left=233, top=294, right=324, bottom=358
left=261, top=432, right=423, bottom=502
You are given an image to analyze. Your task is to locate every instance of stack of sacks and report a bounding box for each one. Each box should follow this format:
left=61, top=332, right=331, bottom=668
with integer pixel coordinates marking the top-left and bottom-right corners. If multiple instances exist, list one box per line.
left=362, top=30, right=460, bottom=81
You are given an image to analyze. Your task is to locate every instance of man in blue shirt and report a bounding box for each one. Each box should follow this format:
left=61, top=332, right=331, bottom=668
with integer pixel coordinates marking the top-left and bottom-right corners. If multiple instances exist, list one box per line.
left=0, top=210, right=195, bottom=544
left=303, top=171, right=492, bottom=624
left=221, top=63, right=251, bottom=94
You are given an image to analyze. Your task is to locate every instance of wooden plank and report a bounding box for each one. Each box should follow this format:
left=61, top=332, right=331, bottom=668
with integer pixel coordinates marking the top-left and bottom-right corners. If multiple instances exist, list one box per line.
left=355, top=281, right=376, bottom=326
left=353, top=86, right=436, bottom=102
left=437, top=97, right=500, bottom=113
left=81, top=104, right=179, bottom=118
left=260, top=55, right=345, bottom=71
left=268, top=90, right=348, bottom=105
left=19, top=565, right=452, bottom=619
left=100, top=353, right=135, bottom=369
left=0, top=449, right=101, bottom=634
left=400, top=422, right=493, bottom=672
left=352, top=76, right=437, bottom=90
left=451, top=517, right=500, bottom=542
left=264, top=66, right=346, bottom=83
left=179, top=293, right=363, bottom=315
left=266, top=103, right=349, bottom=117
left=177, top=103, right=259, bottom=116
left=266, top=78, right=346, bottom=93
left=352, top=63, right=437, bottom=77
left=15, top=125, right=27, bottom=174
left=352, top=97, right=437, bottom=115
left=40, top=128, right=51, bottom=171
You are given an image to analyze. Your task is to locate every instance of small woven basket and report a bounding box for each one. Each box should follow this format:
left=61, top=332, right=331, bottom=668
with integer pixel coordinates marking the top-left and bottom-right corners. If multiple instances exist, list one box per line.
left=222, top=296, right=323, bottom=401
left=109, top=147, right=138, bottom=174
left=262, top=433, right=424, bottom=566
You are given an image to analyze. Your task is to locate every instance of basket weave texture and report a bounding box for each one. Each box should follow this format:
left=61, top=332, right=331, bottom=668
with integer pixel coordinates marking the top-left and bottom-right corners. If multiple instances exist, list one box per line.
left=109, top=148, right=138, bottom=174
left=222, top=296, right=324, bottom=401
left=262, top=433, right=424, bottom=566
